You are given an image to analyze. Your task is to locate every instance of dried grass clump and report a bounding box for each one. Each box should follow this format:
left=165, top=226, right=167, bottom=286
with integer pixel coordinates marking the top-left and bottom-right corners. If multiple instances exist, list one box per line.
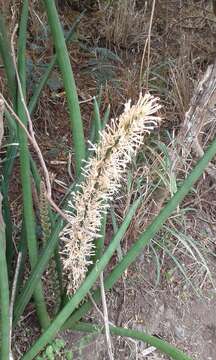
left=102, top=0, right=148, bottom=50
left=60, top=93, right=161, bottom=295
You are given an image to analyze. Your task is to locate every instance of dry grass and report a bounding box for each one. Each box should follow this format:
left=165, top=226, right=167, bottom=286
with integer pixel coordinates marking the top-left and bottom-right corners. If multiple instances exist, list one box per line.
left=101, top=0, right=148, bottom=51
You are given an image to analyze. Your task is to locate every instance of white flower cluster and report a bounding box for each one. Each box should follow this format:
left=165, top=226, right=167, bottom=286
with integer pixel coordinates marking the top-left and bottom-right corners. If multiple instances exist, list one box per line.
left=60, top=93, right=161, bottom=295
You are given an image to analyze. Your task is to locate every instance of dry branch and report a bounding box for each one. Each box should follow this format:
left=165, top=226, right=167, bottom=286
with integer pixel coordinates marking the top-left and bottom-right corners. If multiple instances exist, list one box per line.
left=173, top=61, right=216, bottom=177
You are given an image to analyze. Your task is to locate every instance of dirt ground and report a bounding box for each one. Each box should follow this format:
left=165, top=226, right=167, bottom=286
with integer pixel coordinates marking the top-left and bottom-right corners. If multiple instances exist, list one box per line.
left=61, top=254, right=216, bottom=360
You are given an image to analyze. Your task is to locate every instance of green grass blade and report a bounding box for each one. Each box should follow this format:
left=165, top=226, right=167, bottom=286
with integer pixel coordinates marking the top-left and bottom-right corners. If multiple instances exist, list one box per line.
left=53, top=246, right=64, bottom=310
left=72, top=322, right=192, bottom=360
left=21, top=199, right=141, bottom=359
left=16, top=0, right=50, bottom=329
left=93, top=211, right=107, bottom=264
left=87, top=95, right=103, bottom=158
left=49, top=207, right=64, bottom=310
left=0, top=110, right=16, bottom=267
left=63, top=136, right=216, bottom=328
left=1, top=143, right=16, bottom=270
left=0, top=14, right=16, bottom=104
left=1, top=188, right=13, bottom=268
left=4, top=109, right=17, bottom=134
left=110, top=207, right=123, bottom=260
left=92, top=96, right=102, bottom=143
left=0, top=101, right=10, bottom=359
left=0, top=194, right=10, bottom=359
left=43, top=0, right=85, bottom=175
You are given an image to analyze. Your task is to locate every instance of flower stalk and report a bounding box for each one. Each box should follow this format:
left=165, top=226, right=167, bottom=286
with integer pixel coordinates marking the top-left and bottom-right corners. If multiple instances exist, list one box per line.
left=61, top=94, right=161, bottom=294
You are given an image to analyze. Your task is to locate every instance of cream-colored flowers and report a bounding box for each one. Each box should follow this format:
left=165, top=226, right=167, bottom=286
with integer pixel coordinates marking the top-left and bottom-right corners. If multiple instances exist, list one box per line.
left=60, top=93, right=161, bottom=295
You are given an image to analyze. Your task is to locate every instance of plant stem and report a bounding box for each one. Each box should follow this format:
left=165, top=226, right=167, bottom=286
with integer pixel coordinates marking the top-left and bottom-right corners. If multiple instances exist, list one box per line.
left=16, top=0, right=49, bottom=329
left=0, top=198, right=10, bottom=359
left=43, top=0, right=86, bottom=175
left=0, top=14, right=16, bottom=104
left=72, top=322, right=192, bottom=360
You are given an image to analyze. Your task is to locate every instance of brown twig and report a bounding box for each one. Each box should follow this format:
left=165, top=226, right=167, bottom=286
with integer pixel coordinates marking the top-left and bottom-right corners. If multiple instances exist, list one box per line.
left=139, top=0, right=156, bottom=89
left=100, top=272, right=114, bottom=360
left=9, top=252, right=22, bottom=360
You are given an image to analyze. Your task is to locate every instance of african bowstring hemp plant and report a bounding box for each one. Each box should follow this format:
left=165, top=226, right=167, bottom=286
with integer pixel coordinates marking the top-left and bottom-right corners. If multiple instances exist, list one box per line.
left=60, top=93, right=161, bottom=295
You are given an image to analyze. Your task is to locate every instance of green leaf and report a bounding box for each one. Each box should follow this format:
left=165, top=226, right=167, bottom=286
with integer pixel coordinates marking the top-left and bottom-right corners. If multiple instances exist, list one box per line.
left=43, top=0, right=85, bottom=175
left=0, top=194, right=10, bottom=359
left=72, top=322, right=192, bottom=360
